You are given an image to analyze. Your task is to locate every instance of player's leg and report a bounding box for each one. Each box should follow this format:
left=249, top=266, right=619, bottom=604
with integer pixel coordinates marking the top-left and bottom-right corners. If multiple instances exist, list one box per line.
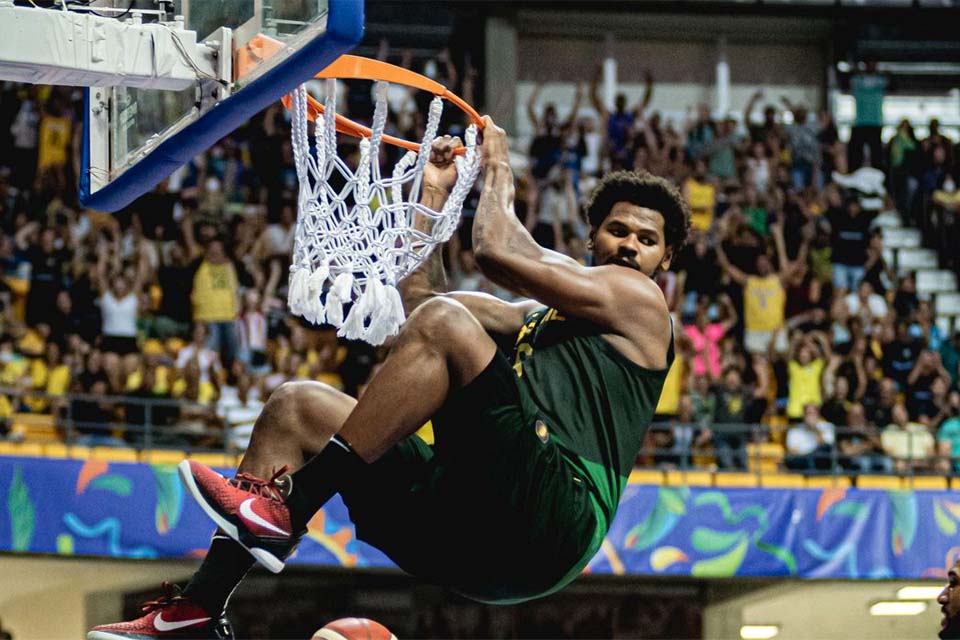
left=180, top=297, right=498, bottom=569
left=182, top=381, right=356, bottom=614
left=88, top=383, right=356, bottom=639
left=238, top=380, right=356, bottom=477
left=336, top=296, right=497, bottom=461
left=283, top=297, right=496, bottom=523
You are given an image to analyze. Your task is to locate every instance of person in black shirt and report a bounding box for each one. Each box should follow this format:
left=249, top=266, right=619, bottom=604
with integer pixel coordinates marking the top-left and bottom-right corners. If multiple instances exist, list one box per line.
left=906, top=350, right=953, bottom=421
left=883, top=320, right=923, bottom=387
left=862, top=229, right=895, bottom=297
left=676, top=229, right=717, bottom=320
left=153, top=241, right=197, bottom=339
left=821, top=375, right=851, bottom=427
left=710, top=366, right=767, bottom=470
left=525, top=83, right=583, bottom=250
left=826, top=196, right=873, bottom=293
left=16, top=224, right=67, bottom=327
left=131, top=180, right=180, bottom=242
left=892, top=273, right=920, bottom=319
left=836, top=402, right=890, bottom=473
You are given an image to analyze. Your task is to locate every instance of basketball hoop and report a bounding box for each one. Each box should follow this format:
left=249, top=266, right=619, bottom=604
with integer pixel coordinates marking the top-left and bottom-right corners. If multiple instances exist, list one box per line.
left=283, top=55, right=484, bottom=345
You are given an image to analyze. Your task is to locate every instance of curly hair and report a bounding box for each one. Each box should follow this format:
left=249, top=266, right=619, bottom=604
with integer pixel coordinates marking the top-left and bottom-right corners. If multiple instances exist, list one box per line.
left=583, top=170, right=690, bottom=254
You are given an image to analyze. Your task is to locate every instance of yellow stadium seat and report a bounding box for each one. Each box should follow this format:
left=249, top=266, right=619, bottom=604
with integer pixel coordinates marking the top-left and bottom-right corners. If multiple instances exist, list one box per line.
left=747, top=443, right=785, bottom=473
left=42, top=442, right=70, bottom=458
left=10, top=413, right=61, bottom=443
left=857, top=475, right=904, bottom=490
left=760, top=473, right=806, bottom=488
left=908, top=476, right=948, bottom=491
left=0, top=440, right=43, bottom=457
left=665, top=469, right=712, bottom=486
left=691, top=452, right=716, bottom=468
left=952, top=477, right=960, bottom=491
left=765, top=417, right=789, bottom=446
left=89, top=446, right=139, bottom=462
left=805, top=475, right=852, bottom=489
left=68, top=446, right=92, bottom=460
left=628, top=469, right=664, bottom=485
left=715, top=472, right=759, bottom=488
left=189, top=452, right=237, bottom=469
left=143, top=338, right=164, bottom=355
left=140, top=449, right=187, bottom=465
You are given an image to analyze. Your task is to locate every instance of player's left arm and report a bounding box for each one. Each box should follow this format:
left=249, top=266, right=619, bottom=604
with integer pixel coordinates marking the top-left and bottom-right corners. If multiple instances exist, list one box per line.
left=473, top=116, right=669, bottom=337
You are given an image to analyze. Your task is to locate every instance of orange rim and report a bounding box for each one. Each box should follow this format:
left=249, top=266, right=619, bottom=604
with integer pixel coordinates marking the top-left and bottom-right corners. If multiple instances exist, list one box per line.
left=280, top=54, right=484, bottom=154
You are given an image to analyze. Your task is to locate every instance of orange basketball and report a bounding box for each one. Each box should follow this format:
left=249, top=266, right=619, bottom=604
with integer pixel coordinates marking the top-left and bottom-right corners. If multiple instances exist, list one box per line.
left=312, top=617, right=397, bottom=640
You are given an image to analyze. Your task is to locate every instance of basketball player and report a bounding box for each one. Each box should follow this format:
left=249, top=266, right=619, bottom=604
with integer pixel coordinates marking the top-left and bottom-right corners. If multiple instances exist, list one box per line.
left=89, top=115, right=688, bottom=639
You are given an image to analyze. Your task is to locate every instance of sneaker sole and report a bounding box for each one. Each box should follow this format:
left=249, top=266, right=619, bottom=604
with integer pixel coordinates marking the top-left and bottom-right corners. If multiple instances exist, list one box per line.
left=177, top=460, right=286, bottom=574
left=87, top=632, right=159, bottom=640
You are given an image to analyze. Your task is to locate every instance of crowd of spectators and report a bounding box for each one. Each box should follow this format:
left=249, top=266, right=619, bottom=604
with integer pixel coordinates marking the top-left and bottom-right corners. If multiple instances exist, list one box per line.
left=508, top=64, right=960, bottom=476
left=0, top=50, right=958, bottom=476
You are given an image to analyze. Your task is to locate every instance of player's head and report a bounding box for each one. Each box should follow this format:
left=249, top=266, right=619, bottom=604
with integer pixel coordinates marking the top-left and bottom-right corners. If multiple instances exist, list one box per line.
left=584, top=170, right=689, bottom=278
left=940, top=559, right=960, bottom=639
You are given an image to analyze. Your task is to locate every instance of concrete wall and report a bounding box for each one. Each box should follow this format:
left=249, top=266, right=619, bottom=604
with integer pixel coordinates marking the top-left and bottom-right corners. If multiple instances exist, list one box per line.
left=514, top=38, right=825, bottom=139
left=705, top=580, right=943, bottom=640
left=0, top=555, right=193, bottom=640
left=483, top=9, right=831, bottom=141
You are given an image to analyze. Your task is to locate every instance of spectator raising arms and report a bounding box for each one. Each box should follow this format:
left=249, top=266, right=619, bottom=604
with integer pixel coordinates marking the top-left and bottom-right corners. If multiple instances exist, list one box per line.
left=684, top=294, right=737, bottom=381
left=590, top=66, right=653, bottom=169
left=190, top=238, right=240, bottom=371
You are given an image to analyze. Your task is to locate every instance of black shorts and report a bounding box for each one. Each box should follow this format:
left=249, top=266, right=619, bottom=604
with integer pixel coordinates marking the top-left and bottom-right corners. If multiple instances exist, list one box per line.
left=339, top=351, right=600, bottom=604
left=100, top=335, right=139, bottom=355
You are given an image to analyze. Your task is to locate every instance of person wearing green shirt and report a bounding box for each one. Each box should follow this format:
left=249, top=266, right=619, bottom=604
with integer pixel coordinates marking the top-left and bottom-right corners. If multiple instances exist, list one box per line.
left=849, top=61, right=888, bottom=172
left=937, top=392, right=960, bottom=473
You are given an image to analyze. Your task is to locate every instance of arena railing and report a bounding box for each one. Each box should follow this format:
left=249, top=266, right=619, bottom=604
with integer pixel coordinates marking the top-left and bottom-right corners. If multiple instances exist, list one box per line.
left=638, top=421, right=956, bottom=481
left=0, top=387, right=956, bottom=483
left=0, top=386, right=233, bottom=455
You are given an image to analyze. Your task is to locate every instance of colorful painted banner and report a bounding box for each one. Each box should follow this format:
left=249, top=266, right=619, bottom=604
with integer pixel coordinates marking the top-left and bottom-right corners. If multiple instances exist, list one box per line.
left=0, top=457, right=956, bottom=579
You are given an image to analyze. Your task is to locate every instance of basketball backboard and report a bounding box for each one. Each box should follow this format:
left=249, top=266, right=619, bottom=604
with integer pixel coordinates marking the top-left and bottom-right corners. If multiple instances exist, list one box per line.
left=80, top=0, right=363, bottom=212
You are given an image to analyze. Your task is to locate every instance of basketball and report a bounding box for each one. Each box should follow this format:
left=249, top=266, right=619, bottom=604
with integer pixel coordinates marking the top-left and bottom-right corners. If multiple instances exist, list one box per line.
left=312, top=617, right=398, bottom=640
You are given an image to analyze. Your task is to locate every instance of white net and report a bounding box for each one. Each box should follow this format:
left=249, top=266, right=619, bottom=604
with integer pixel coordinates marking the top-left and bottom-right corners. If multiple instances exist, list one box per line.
left=287, top=79, right=481, bottom=345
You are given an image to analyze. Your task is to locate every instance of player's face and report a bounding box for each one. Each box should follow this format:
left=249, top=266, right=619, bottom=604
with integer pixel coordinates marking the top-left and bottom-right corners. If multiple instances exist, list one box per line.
left=592, top=202, right=671, bottom=278
left=939, top=564, right=960, bottom=638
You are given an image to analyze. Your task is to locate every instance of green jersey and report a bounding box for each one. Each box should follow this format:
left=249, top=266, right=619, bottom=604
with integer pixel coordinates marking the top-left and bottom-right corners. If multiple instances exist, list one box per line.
left=511, top=306, right=673, bottom=530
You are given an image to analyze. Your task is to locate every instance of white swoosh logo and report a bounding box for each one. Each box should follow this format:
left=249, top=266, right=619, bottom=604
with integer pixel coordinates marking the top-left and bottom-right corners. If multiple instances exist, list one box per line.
left=239, top=498, right=290, bottom=536
left=154, top=613, right=211, bottom=632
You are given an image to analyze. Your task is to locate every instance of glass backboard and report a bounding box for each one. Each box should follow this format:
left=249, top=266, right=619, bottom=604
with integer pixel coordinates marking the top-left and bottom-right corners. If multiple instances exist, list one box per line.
left=81, top=0, right=363, bottom=212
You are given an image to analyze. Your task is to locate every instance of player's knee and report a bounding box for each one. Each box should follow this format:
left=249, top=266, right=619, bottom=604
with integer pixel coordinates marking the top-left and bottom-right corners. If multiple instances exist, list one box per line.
left=265, top=380, right=347, bottom=426
left=406, top=296, right=476, bottom=340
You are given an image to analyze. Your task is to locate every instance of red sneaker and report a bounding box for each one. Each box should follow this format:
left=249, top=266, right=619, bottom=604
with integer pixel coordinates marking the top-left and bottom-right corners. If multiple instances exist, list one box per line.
left=87, top=582, right=233, bottom=639
left=178, top=460, right=300, bottom=573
